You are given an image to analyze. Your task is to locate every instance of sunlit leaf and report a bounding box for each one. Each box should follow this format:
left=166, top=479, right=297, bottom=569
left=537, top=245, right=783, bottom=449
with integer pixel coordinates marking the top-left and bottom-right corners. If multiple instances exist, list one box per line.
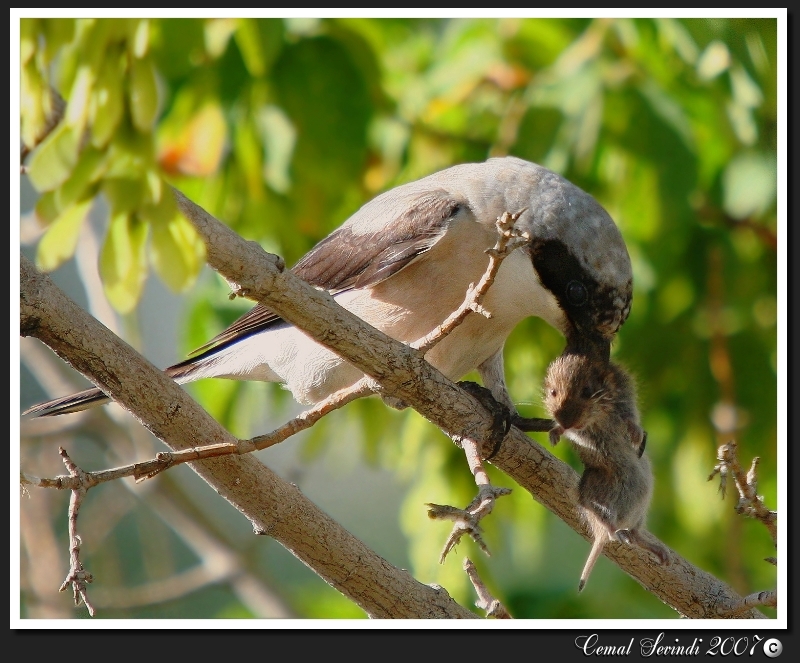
left=148, top=204, right=206, bottom=293
left=696, top=39, right=730, bottom=80
left=128, top=56, right=159, bottom=132
left=55, top=145, right=107, bottom=210
left=99, top=212, right=149, bottom=313
left=64, top=64, right=94, bottom=132
left=90, top=48, right=125, bottom=148
left=34, top=191, right=59, bottom=226
left=723, top=151, right=776, bottom=220
left=204, top=18, right=238, bottom=58
left=20, top=18, right=39, bottom=64
left=26, top=123, right=81, bottom=192
left=131, top=19, right=150, bottom=58
left=20, top=58, right=49, bottom=148
left=235, top=19, right=266, bottom=76
left=102, top=177, right=146, bottom=215
left=256, top=105, right=295, bottom=194
left=157, top=102, right=227, bottom=177
left=35, top=198, right=94, bottom=271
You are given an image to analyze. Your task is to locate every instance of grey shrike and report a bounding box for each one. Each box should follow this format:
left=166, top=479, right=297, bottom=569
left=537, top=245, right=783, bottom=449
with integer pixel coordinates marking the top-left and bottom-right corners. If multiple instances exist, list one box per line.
left=23, top=156, right=633, bottom=418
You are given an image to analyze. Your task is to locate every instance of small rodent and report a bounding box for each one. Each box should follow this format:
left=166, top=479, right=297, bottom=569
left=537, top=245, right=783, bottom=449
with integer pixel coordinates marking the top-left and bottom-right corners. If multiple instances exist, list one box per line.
left=545, top=353, right=646, bottom=458
left=543, top=353, right=670, bottom=591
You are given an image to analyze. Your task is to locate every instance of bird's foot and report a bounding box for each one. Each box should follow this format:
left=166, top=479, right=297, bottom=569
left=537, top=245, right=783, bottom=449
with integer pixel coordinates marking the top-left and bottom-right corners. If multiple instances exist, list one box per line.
left=426, top=484, right=512, bottom=563
left=456, top=381, right=511, bottom=459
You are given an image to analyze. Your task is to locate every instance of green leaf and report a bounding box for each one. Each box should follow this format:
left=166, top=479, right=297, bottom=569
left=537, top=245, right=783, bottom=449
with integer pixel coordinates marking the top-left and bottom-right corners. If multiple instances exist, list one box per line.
left=26, top=123, right=81, bottom=192
left=204, top=18, right=238, bottom=59
left=55, top=146, right=107, bottom=210
left=128, top=56, right=159, bottom=132
left=41, top=18, right=75, bottom=64
left=99, top=212, right=149, bottom=313
left=20, top=58, right=49, bottom=148
left=20, top=18, right=39, bottom=64
left=105, top=127, right=153, bottom=179
left=149, top=212, right=205, bottom=292
left=64, top=64, right=94, bottom=132
left=722, top=151, right=776, bottom=220
left=90, top=48, right=125, bottom=148
left=34, top=191, right=60, bottom=226
left=637, top=79, right=694, bottom=150
left=102, top=177, right=146, bottom=215
left=130, top=19, right=150, bottom=58
left=255, top=105, right=295, bottom=194
left=696, top=39, right=730, bottom=80
left=234, top=18, right=268, bottom=77
left=35, top=198, right=93, bottom=271
left=234, top=18, right=283, bottom=78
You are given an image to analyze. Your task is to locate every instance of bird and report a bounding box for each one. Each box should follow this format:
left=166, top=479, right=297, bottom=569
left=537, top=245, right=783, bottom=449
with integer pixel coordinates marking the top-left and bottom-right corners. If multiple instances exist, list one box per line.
left=22, top=156, right=633, bottom=418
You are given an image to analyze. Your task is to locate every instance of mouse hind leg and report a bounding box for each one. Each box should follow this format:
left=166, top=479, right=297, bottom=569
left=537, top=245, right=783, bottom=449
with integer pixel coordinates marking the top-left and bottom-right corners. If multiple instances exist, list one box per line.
left=626, top=528, right=671, bottom=565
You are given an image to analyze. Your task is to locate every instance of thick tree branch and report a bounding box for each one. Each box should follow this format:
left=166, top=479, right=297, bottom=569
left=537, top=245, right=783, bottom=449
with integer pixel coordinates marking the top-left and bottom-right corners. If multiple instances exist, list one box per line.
left=20, top=255, right=476, bottom=619
left=20, top=187, right=769, bottom=618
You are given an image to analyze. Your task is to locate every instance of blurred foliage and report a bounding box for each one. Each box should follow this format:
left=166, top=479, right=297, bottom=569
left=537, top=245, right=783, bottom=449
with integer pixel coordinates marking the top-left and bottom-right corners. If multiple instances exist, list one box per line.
left=19, top=17, right=779, bottom=619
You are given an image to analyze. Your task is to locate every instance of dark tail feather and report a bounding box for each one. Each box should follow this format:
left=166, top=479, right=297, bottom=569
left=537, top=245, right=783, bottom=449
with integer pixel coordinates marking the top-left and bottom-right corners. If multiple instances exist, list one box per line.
left=22, top=387, right=111, bottom=417
left=22, top=355, right=214, bottom=418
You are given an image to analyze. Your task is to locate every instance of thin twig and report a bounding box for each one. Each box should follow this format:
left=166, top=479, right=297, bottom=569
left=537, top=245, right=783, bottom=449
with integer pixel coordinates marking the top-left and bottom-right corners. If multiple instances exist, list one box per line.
left=708, top=440, right=777, bottom=547
left=22, top=379, right=378, bottom=491
left=413, top=210, right=530, bottom=354
left=56, top=448, right=96, bottom=616
left=463, top=558, right=512, bottom=618
left=717, top=589, right=777, bottom=618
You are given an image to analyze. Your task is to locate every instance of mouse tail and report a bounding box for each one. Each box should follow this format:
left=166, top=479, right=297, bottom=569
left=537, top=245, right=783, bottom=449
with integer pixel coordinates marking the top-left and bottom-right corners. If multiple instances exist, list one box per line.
left=578, top=537, right=606, bottom=592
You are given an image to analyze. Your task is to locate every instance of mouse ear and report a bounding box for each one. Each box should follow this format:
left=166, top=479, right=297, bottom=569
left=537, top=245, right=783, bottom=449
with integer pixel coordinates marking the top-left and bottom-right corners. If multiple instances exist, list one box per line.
left=628, top=423, right=647, bottom=457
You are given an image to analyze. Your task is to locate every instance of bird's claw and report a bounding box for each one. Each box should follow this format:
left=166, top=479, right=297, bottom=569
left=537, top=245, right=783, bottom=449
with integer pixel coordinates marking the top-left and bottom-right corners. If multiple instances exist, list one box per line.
left=427, top=484, right=512, bottom=563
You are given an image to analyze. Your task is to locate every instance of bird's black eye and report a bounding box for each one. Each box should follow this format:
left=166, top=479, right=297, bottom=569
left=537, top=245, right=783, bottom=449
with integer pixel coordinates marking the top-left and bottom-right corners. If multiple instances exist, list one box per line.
left=566, top=280, right=588, bottom=306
